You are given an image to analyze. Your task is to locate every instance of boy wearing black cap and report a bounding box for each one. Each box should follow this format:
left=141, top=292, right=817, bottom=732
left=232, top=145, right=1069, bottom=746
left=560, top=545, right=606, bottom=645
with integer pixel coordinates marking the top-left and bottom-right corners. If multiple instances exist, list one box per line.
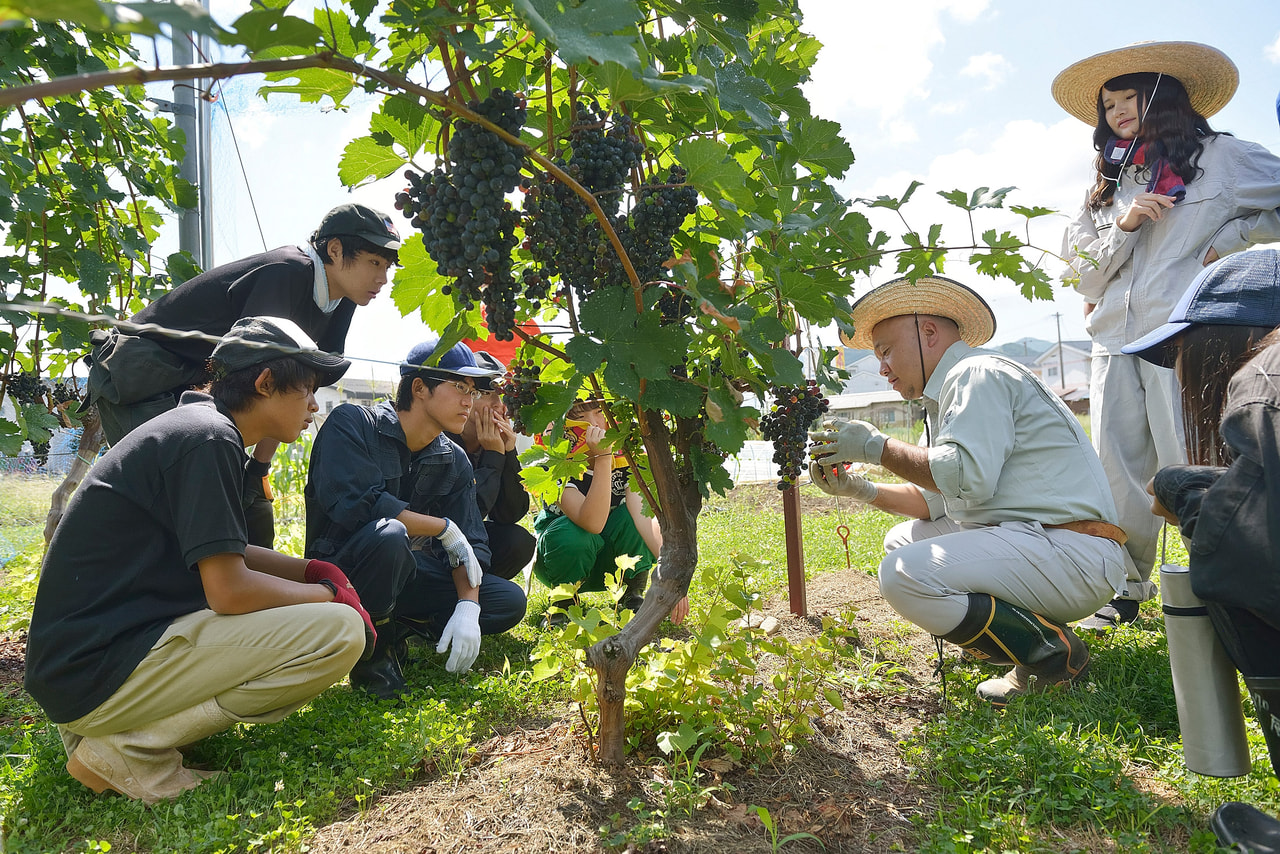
left=86, top=202, right=401, bottom=547
left=305, top=337, right=527, bottom=699
left=25, top=317, right=374, bottom=805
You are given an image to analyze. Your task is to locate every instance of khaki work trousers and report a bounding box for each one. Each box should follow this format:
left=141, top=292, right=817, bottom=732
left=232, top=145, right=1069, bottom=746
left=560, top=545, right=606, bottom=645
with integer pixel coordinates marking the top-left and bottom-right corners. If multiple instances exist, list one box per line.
left=59, top=602, right=363, bottom=752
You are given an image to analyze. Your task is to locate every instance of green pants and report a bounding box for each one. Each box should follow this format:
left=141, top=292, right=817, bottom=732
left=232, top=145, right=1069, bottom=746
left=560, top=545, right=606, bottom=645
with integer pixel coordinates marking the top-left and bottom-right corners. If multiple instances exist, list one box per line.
left=532, top=504, right=654, bottom=593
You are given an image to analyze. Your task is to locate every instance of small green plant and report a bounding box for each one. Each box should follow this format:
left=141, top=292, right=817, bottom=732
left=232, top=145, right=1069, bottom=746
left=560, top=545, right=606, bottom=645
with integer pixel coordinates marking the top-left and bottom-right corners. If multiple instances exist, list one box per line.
left=530, top=553, right=894, bottom=764
left=754, top=804, right=823, bottom=853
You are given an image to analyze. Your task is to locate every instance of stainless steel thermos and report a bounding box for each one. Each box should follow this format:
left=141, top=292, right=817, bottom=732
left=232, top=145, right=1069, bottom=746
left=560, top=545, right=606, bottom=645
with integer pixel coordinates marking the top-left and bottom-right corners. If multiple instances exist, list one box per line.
left=1161, top=563, right=1252, bottom=777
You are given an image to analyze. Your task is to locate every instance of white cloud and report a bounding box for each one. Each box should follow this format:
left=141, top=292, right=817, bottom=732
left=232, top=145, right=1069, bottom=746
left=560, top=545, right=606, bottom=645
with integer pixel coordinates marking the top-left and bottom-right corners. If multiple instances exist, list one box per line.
left=833, top=115, right=1097, bottom=346
left=802, top=0, right=991, bottom=137
left=1266, top=32, right=1280, bottom=63
left=960, top=52, right=1012, bottom=90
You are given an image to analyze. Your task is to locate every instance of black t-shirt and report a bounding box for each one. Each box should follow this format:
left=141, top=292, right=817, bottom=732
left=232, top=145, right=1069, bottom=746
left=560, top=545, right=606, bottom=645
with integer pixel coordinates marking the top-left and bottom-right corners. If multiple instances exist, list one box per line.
left=548, top=466, right=629, bottom=515
left=24, top=393, right=250, bottom=723
left=131, top=245, right=356, bottom=365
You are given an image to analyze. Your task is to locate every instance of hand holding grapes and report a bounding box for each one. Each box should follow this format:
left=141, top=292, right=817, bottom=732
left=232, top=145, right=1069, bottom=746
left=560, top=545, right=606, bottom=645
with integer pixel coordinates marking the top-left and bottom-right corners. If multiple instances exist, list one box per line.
left=808, top=418, right=887, bottom=465
left=808, top=460, right=879, bottom=503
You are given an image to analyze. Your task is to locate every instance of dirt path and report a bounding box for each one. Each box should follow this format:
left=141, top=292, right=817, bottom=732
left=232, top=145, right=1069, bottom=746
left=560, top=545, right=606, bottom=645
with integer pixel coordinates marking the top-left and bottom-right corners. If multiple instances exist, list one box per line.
left=306, top=567, right=945, bottom=853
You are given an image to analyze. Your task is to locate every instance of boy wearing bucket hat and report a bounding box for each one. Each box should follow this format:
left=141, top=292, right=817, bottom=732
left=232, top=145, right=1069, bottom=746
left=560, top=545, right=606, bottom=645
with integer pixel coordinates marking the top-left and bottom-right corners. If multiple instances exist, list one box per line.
left=1125, top=251, right=1280, bottom=844
left=1054, top=41, right=1280, bottom=629
left=24, top=317, right=372, bottom=804
left=304, top=337, right=527, bottom=698
left=86, top=202, right=402, bottom=549
left=808, top=276, right=1129, bottom=705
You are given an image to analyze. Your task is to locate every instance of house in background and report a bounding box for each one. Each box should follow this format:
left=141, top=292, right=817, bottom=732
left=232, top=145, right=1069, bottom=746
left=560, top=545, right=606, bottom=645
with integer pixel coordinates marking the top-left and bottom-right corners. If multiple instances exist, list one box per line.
left=1034, top=340, right=1091, bottom=389
left=839, top=348, right=892, bottom=394
left=315, top=377, right=396, bottom=423
left=825, top=389, right=923, bottom=435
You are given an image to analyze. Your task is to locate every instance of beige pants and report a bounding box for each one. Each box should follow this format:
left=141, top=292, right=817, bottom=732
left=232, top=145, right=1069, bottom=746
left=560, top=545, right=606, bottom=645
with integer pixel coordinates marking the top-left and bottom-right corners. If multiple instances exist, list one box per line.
left=60, top=602, right=362, bottom=751
left=880, top=518, right=1125, bottom=636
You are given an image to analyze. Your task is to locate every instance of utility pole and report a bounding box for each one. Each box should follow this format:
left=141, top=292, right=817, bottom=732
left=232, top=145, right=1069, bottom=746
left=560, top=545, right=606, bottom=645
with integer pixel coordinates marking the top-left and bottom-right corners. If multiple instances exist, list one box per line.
left=165, top=0, right=213, bottom=270
left=1053, top=312, right=1066, bottom=391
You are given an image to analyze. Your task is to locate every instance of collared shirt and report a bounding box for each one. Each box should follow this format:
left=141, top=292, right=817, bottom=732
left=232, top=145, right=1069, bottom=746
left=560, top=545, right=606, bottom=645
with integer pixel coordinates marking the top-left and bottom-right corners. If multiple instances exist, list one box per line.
left=304, top=400, right=490, bottom=566
left=302, top=243, right=340, bottom=314
left=1061, top=134, right=1280, bottom=354
left=919, top=341, right=1119, bottom=527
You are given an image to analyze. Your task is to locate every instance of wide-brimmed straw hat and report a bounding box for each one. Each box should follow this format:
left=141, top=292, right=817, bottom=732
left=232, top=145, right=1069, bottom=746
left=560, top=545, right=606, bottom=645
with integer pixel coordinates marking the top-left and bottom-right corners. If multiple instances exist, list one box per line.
left=842, top=276, right=996, bottom=350
left=1052, top=41, right=1238, bottom=125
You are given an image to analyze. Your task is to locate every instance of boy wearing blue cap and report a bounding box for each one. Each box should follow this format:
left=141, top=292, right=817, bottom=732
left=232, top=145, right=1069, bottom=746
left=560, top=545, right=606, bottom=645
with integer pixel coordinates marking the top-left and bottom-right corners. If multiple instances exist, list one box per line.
left=304, top=337, right=527, bottom=698
left=25, top=317, right=373, bottom=804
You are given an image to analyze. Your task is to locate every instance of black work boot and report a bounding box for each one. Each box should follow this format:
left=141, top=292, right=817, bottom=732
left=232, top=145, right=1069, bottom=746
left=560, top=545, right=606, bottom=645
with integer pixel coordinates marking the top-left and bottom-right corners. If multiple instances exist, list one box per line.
left=942, top=593, right=1091, bottom=706
left=1212, top=802, right=1280, bottom=853
left=620, top=570, right=649, bottom=614
left=349, top=614, right=407, bottom=700
left=1077, top=597, right=1140, bottom=632
left=1246, top=678, right=1280, bottom=779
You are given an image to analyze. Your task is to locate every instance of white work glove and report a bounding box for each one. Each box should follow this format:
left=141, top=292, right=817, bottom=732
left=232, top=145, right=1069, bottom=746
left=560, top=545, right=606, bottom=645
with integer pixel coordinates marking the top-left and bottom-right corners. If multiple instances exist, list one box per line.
left=436, top=599, right=482, bottom=673
left=808, top=460, right=878, bottom=503
left=808, top=418, right=887, bottom=465
left=437, top=518, right=483, bottom=588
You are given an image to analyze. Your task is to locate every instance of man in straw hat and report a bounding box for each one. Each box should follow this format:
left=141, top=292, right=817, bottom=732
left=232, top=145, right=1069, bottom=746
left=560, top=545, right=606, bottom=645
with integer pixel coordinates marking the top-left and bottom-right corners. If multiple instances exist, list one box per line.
left=808, top=276, right=1137, bottom=705
left=1054, top=40, right=1280, bottom=629
left=25, top=317, right=373, bottom=803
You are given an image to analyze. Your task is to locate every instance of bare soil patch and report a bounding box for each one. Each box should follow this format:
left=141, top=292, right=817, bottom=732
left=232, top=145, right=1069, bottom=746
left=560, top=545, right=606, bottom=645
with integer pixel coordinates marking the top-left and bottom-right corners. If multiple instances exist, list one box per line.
left=306, top=567, right=944, bottom=853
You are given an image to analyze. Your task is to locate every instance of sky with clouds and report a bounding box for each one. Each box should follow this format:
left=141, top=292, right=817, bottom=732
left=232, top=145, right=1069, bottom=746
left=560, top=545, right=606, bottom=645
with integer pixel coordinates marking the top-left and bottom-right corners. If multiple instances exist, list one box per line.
left=190, top=0, right=1280, bottom=380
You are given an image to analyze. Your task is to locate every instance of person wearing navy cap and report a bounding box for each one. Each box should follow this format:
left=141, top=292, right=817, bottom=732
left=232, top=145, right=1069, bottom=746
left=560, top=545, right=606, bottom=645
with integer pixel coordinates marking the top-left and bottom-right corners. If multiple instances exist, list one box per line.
left=1125, top=251, right=1280, bottom=849
left=304, top=336, right=527, bottom=698
left=85, top=201, right=402, bottom=550
left=25, top=317, right=373, bottom=804
left=443, top=350, right=536, bottom=582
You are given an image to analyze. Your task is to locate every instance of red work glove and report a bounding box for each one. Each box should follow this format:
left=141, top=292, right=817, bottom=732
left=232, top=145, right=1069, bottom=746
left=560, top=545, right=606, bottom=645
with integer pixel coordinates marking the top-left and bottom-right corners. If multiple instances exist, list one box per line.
left=305, top=559, right=376, bottom=660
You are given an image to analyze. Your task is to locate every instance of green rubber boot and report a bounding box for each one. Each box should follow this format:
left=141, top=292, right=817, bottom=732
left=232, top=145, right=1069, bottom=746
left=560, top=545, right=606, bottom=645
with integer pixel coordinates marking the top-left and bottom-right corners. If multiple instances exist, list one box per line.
left=942, top=593, right=1091, bottom=706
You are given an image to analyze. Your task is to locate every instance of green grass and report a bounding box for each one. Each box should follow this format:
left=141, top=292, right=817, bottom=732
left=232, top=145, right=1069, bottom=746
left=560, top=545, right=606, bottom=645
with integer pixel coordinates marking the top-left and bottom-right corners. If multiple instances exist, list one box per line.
left=3, top=475, right=1278, bottom=853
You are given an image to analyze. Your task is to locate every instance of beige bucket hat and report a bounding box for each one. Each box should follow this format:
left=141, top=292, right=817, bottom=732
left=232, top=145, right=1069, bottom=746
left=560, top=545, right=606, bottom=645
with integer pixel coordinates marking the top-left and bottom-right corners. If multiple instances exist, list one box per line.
left=1052, top=40, right=1238, bottom=125
left=842, top=276, right=996, bottom=350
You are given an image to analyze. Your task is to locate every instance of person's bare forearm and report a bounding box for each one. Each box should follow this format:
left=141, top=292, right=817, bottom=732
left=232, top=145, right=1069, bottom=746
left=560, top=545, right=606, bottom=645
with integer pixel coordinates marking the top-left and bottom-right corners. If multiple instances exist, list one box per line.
left=867, top=482, right=931, bottom=519
left=244, top=545, right=308, bottom=582
left=879, top=439, right=938, bottom=492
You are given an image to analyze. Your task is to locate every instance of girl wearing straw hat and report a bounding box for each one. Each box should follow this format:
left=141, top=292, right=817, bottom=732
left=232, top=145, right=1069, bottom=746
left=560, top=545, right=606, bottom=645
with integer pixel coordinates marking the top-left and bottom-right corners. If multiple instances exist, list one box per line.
left=1054, top=41, right=1280, bottom=630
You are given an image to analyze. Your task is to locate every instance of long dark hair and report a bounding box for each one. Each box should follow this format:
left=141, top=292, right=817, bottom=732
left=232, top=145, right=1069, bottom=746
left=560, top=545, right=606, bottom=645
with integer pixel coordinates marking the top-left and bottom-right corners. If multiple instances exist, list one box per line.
left=1088, top=72, right=1217, bottom=211
left=1178, top=324, right=1274, bottom=466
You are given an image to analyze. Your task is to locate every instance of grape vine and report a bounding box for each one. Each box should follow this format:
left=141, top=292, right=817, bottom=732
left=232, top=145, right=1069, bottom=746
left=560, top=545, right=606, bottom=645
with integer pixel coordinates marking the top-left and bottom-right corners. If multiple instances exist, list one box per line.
left=396, top=89, right=529, bottom=340
left=501, top=357, right=540, bottom=436
left=760, top=381, right=829, bottom=490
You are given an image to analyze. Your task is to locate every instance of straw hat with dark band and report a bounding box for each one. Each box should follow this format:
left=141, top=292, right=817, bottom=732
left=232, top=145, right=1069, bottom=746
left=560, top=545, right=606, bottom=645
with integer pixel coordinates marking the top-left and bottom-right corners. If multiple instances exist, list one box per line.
left=842, top=276, right=996, bottom=350
left=1052, top=41, right=1238, bottom=125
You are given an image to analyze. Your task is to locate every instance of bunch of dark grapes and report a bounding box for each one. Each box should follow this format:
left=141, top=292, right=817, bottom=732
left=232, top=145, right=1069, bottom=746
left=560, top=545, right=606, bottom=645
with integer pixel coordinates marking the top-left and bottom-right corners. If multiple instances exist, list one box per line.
left=4, top=371, right=48, bottom=406
left=522, top=108, right=645, bottom=301
left=396, top=89, right=528, bottom=339
left=760, top=380, right=829, bottom=490
left=52, top=380, right=80, bottom=406
left=501, top=358, right=540, bottom=435
left=629, top=165, right=698, bottom=321
left=565, top=107, right=644, bottom=217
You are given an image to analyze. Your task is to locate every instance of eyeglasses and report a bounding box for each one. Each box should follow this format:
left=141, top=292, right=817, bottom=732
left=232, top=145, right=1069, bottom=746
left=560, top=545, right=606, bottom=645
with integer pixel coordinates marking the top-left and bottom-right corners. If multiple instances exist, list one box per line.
left=442, top=380, right=484, bottom=400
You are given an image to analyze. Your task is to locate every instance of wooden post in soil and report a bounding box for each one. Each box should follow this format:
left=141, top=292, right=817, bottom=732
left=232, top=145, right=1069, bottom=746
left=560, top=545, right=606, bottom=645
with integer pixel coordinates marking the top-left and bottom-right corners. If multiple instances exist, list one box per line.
left=783, top=486, right=806, bottom=616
